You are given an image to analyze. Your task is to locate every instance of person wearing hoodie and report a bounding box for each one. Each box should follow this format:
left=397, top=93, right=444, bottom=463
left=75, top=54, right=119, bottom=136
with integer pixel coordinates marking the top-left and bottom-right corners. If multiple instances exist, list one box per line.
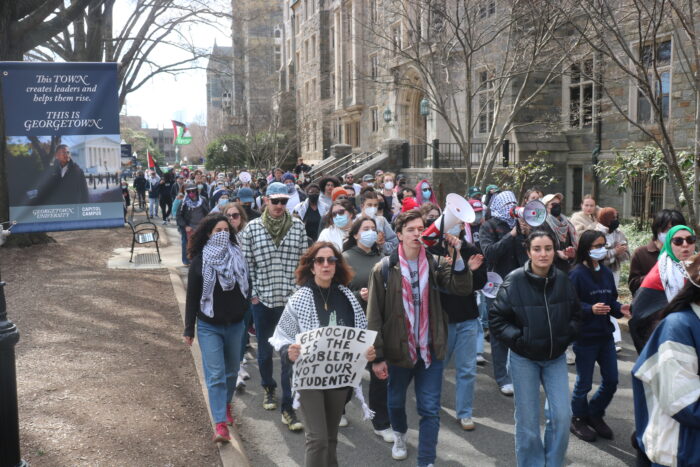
left=414, top=179, right=439, bottom=206
left=282, top=172, right=305, bottom=213
left=235, top=187, right=261, bottom=221
left=568, top=230, right=630, bottom=443
left=479, top=190, right=528, bottom=395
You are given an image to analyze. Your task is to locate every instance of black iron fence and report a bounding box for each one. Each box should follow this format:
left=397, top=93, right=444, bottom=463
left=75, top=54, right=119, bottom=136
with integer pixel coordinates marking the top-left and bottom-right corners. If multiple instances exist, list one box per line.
left=408, top=140, right=515, bottom=169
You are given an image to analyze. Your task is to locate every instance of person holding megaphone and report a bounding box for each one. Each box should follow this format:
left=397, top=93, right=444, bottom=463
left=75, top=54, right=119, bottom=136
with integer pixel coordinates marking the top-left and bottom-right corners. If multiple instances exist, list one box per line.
left=541, top=193, right=578, bottom=273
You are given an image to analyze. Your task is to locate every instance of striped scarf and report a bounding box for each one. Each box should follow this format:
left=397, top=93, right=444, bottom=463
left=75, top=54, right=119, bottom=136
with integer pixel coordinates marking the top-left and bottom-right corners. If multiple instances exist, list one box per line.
left=398, top=242, right=431, bottom=367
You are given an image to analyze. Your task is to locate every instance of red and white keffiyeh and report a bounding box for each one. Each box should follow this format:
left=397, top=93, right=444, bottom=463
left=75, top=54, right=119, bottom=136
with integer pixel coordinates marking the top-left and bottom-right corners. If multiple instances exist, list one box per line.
left=398, top=242, right=432, bottom=367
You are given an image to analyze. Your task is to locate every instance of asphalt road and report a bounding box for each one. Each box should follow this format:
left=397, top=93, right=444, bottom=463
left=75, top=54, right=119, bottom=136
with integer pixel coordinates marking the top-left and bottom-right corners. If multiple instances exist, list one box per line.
left=233, top=332, right=638, bottom=466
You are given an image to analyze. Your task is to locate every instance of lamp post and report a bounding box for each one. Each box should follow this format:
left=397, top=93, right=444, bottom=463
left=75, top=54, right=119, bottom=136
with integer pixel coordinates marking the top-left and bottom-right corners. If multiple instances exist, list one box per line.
left=0, top=223, right=27, bottom=466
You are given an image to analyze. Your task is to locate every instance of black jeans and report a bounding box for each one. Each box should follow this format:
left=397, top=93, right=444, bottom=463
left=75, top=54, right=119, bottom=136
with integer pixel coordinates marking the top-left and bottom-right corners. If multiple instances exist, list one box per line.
left=160, top=197, right=173, bottom=220
left=369, top=363, right=390, bottom=430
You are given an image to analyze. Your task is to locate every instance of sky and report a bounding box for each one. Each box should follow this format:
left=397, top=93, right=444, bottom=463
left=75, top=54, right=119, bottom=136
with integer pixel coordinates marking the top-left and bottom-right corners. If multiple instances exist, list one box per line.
left=115, top=1, right=232, bottom=130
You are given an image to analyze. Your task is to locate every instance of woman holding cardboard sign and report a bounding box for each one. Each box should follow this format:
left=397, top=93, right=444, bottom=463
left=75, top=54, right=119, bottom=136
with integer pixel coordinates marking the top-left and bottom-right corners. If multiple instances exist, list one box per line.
left=269, top=241, right=375, bottom=467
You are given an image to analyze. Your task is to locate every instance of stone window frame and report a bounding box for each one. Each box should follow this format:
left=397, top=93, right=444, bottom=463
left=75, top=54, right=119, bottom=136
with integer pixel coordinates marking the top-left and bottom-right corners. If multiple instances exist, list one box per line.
left=313, top=121, right=318, bottom=151
left=311, top=34, right=317, bottom=59
left=628, top=36, right=673, bottom=126
left=561, top=56, right=597, bottom=131
left=371, top=107, right=379, bottom=133
left=347, top=60, right=354, bottom=92
left=478, top=0, right=496, bottom=19
left=304, top=39, right=309, bottom=63
left=475, top=69, right=494, bottom=134
left=312, top=78, right=317, bottom=101
left=369, top=53, right=379, bottom=80
left=369, top=0, right=379, bottom=24
left=390, top=22, right=403, bottom=55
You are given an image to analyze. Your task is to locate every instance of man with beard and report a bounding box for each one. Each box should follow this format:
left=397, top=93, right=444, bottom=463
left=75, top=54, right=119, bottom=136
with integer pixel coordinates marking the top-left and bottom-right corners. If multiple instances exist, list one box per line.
left=37, top=144, right=89, bottom=205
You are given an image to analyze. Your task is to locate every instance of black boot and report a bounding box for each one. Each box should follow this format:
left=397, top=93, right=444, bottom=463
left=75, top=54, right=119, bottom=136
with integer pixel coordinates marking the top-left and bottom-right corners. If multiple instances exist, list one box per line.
left=570, top=416, right=597, bottom=442
left=588, top=415, right=614, bottom=440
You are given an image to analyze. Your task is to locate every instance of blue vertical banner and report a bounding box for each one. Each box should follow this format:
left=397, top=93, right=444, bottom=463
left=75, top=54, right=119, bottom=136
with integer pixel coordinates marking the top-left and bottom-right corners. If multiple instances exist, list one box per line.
left=1, top=62, right=124, bottom=233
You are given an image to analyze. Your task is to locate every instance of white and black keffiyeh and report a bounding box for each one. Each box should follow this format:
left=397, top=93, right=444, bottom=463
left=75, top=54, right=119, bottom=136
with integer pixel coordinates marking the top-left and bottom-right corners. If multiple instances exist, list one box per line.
left=200, top=231, right=249, bottom=318
left=269, top=285, right=373, bottom=419
left=184, top=195, right=203, bottom=209
left=658, top=251, right=687, bottom=302
left=490, top=191, right=517, bottom=228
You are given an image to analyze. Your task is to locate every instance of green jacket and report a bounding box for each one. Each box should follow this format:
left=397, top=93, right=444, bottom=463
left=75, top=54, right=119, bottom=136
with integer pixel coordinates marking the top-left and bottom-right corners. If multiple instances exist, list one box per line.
left=367, top=248, right=473, bottom=368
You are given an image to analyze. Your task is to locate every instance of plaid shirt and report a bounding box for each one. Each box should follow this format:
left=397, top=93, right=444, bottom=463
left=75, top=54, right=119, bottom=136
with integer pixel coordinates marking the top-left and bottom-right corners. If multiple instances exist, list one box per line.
left=240, top=216, right=307, bottom=308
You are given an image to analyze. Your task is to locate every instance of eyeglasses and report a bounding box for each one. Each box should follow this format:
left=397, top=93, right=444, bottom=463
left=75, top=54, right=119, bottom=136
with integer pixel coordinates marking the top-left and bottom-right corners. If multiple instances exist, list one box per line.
left=270, top=198, right=289, bottom=205
left=671, top=235, right=697, bottom=246
left=314, top=256, right=338, bottom=265
left=332, top=209, right=346, bottom=216
left=226, top=213, right=241, bottom=219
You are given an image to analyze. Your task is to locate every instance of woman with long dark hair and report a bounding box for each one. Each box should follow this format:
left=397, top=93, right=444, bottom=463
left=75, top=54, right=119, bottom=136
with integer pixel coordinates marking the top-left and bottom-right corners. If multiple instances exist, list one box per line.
left=568, top=230, right=630, bottom=442
left=183, top=214, right=250, bottom=443
left=490, top=230, right=581, bottom=467
left=269, top=242, right=375, bottom=467
left=632, top=255, right=700, bottom=467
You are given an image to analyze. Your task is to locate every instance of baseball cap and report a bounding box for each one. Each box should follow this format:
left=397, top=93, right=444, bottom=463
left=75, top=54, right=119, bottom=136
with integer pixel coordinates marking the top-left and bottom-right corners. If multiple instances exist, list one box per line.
left=238, top=187, right=255, bottom=203
left=485, top=184, right=499, bottom=194
left=542, top=193, right=563, bottom=206
left=467, top=186, right=482, bottom=199
left=282, top=172, right=296, bottom=182
left=362, top=174, right=374, bottom=182
left=331, top=187, right=349, bottom=201
left=266, top=182, right=290, bottom=199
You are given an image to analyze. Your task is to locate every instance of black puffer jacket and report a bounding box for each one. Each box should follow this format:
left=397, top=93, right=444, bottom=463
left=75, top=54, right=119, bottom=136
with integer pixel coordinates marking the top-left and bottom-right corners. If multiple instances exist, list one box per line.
left=489, top=261, right=581, bottom=361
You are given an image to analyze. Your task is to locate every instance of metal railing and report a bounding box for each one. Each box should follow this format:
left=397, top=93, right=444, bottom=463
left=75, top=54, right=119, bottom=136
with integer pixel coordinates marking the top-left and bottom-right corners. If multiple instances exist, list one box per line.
left=328, top=151, right=380, bottom=179
left=409, top=140, right=515, bottom=169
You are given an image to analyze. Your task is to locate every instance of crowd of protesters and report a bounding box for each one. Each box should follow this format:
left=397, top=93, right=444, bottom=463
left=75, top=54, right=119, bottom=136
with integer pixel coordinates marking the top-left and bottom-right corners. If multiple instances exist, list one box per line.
left=123, top=159, right=699, bottom=467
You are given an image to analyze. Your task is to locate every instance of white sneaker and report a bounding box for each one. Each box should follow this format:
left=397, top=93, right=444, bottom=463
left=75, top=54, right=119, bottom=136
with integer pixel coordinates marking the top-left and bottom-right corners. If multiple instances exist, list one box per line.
left=373, top=427, right=394, bottom=443
left=500, top=384, right=514, bottom=396
left=460, top=417, right=475, bottom=431
left=338, top=414, right=348, bottom=427
left=236, top=375, right=246, bottom=391
left=566, top=348, right=576, bottom=365
left=615, top=345, right=622, bottom=353
left=392, top=431, right=407, bottom=460
left=476, top=354, right=486, bottom=365
left=238, top=364, right=250, bottom=381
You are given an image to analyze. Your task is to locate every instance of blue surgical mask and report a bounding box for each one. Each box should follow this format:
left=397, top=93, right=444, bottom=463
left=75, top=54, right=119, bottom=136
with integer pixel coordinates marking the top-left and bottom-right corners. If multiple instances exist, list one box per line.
left=658, top=231, right=667, bottom=243
left=359, top=230, right=378, bottom=247
left=589, top=247, right=607, bottom=260
left=422, top=189, right=431, bottom=198
left=447, top=224, right=462, bottom=236
left=197, top=184, right=203, bottom=190
left=334, top=214, right=349, bottom=228
left=218, top=198, right=229, bottom=206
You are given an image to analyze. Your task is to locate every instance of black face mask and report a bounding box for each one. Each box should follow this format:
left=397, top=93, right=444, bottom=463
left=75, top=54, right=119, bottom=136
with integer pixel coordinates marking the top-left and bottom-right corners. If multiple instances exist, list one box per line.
left=609, top=219, right=620, bottom=232
left=550, top=204, right=562, bottom=217
left=347, top=196, right=356, bottom=205
left=308, top=193, right=320, bottom=203
left=425, top=217, right=437, bottom=228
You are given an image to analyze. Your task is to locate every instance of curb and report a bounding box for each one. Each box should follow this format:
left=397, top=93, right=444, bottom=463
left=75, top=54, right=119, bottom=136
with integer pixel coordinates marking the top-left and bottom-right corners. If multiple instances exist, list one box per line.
left=165, top=235, right=250, bottom=467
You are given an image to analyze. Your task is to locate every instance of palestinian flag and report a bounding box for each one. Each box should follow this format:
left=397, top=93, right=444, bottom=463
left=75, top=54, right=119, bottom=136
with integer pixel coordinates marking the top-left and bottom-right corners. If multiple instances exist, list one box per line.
left=629, top=262, right=669, bottom=353
left=172, top=120, right=192, bottom=145
left=147, top=150, right=163, bottom=177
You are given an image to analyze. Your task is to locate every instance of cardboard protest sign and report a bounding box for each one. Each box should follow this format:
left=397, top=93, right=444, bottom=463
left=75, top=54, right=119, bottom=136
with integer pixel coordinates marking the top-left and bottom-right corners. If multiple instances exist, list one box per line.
left=1, top=62, right=123, bottom=233
left=293, top=326, right=377, bottom=391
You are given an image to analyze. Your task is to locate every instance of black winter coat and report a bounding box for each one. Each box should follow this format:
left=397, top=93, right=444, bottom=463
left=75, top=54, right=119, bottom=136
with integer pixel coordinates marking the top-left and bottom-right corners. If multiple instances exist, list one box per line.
left=479, top=217, right=528, bottom=279
left=489, top=261, right=581, bottom=361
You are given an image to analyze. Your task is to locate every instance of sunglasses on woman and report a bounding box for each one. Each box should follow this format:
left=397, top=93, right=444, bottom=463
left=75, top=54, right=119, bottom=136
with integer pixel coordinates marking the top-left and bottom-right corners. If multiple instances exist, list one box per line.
left=313, top=256, right=338, bottom=265
left=226, top=213, right=240, bottom=219
left=270, top=198, right=289, bottom=205
left=332, top=209, right=346, bottom=216
left=671, top=235, right=697, bottom=246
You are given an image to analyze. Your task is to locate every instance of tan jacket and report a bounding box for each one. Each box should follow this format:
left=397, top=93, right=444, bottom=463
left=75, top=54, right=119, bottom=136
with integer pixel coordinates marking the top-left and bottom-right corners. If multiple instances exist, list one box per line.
left=366, top=249, right=473, bottom=368
left=571, top=210, right=598, bottom=236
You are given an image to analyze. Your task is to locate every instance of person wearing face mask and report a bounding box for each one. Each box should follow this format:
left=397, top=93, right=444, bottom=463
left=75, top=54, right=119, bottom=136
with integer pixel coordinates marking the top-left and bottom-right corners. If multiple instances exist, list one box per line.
left=281, top=172, right=304, bottom=213
left=177, top=184, right=210, bottom=256
left=183, top=214, right=250, bottom=443
left=595, top=207, right=629, bottom=287
left=628, top=209, right=686, bottom=296
left=318, top=200, right=356, bottom=251
left=630, top=225, right=697, bottom=354
left=342, top=217, right=390, bottom=435
left=292, top=183, right=324, bottom=242
left=568, top=230, right=630, bottom=443
left=419, top=203, right=441, bottom=230
left=236, top=187, right=261, bottom=221
left=361, top=191, right=399, bottom=254
left=209, top=194, right=230, bottom=214
left=414, top=179, right=438, bottom=206
left=380, top=172, right=400, bottom=220
left=541, top=193, right=577, bottom=273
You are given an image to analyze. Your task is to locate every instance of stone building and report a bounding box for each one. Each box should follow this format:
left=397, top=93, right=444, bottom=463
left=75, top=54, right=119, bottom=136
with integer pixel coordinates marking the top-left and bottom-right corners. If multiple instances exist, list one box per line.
left=206, top=43, right=234, bottom=140
left=281, top=1, right=699, bottom=218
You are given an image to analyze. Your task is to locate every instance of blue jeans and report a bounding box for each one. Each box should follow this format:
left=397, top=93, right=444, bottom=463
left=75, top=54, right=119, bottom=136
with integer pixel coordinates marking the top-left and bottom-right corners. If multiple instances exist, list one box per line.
left=240, top=304, right=253, bottom=358
left=446, top=319, right=478, bottom=419
left=508, top=351, right=571, bottom=467
left=486, top=296, right=511, bottom=387
left=252, top=302, right=293, bottom=411
left=179, top=227, right=189, bottom=265
left=148, top=195, right=158, bottom=217
left=388, top=359, right=444, bottom=466
left=476, top=292, right=489, bottom=355
left=196, top=318, right=245, bottom=423
left=571, top=338, right=618, bottom=418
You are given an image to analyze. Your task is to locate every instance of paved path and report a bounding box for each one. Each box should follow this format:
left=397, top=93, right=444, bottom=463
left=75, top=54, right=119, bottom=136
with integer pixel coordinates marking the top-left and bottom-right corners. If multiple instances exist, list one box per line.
left=233, top=333, right=638, bottom=466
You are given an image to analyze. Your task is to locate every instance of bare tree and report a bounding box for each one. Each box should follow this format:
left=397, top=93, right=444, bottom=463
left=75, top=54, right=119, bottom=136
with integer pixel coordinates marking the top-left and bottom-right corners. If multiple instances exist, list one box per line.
left=551, top=0, right=699, bottom=225
left=359, top=0, right=582, bottom=189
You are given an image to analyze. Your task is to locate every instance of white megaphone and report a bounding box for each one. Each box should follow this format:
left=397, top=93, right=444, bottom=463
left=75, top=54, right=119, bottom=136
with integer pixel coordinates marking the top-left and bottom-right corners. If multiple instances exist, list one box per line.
left=422, top=194, right=475, bottom=247
left=238, top=171, right=252, bottom=184
left=481, top=272, right=503, bottom=298
left=511, top=199, right=547, bottom=227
